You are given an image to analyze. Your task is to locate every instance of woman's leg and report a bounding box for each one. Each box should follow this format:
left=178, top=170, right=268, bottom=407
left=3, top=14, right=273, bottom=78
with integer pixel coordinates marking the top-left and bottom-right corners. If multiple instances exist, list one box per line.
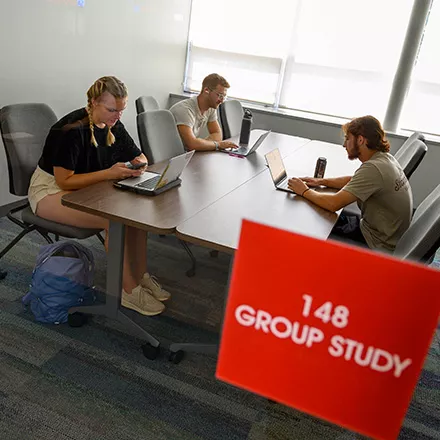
left=123, top=227, right=170, bottom=302
left=124, top=226, right=147, bottom=287
left=121, top=227, right=164, bottom=316
left=129, top=229, right=170, bottom=302
left=37, top=191, right=108, bottom=230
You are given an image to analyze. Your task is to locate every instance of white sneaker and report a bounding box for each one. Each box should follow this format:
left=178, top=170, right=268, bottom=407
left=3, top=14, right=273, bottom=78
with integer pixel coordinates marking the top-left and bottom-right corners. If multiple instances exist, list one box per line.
left=140, top=273, right=171, bottom=302
left=121, top=285, right=165, bottom=316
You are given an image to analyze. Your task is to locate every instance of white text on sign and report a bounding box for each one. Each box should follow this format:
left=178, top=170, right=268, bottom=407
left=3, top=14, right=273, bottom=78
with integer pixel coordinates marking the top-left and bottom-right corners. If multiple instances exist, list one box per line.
left=234, top=304, right=412, bottom=378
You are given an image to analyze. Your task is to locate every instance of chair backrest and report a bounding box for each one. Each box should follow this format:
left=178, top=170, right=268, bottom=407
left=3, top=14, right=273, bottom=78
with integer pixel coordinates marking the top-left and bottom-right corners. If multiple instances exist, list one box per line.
left=394, top=183, right=440, bottom=262
left=136, top=109, right=185, bottom=164
left=135, top=96, right=160, bottom=114
left=395, top=132, right=427, bottom=179
left=218, top=99, right=244, bottom=139
left=0, top=103, right=57, bottom=196
left=399, top=131, right=425, bottom=147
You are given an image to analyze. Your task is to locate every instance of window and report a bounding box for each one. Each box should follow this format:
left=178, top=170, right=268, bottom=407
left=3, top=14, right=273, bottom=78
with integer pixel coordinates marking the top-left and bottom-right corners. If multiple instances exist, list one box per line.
left=279, top=0, right=413, bottom=120
left=185, top=0, right=439, bottom=135
left=400, top=1, right=440, bottom=135
left=185, top=0, right=296, bottom=104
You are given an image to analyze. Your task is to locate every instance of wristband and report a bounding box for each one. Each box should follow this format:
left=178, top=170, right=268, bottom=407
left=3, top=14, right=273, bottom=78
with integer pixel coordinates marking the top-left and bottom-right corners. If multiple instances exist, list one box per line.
left=301, top=188, right=310, bottom=197
left=214, top=141, right=219, bottom=151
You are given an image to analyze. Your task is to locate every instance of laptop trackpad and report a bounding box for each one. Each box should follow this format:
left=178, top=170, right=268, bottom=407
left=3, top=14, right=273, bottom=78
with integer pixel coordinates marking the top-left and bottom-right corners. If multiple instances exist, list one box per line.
left=122, top=171, right=158, bottom=184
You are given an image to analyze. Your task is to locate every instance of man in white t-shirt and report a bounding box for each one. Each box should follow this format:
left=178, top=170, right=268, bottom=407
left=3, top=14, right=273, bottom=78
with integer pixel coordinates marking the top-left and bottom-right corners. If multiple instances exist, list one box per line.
left=287, top=116, right=413, bottom=252
left=169, top=73, right=238, bottom=151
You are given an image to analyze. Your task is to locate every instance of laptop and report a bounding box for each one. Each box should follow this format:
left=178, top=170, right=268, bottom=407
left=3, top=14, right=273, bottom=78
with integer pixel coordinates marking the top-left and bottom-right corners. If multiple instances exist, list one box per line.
left=114, top=150, right=195, bottom=195
left=264, top=148, right=294, bottom=193
left=221, top=130, right=271, bottom=157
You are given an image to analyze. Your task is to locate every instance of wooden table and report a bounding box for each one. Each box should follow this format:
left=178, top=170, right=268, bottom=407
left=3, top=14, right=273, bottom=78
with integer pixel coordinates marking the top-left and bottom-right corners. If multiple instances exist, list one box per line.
left=61, top=131, right=311, bottom=358
left=175, top=140, right=359, bottom=253
left=62, top=131, right=309, bottom=232
left=169, top=140, right=359, bottom=359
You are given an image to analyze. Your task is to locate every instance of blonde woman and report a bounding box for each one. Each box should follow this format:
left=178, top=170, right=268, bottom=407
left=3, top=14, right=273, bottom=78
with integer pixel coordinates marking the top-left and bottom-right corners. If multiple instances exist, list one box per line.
left=28, top=76, right=169, bottom=316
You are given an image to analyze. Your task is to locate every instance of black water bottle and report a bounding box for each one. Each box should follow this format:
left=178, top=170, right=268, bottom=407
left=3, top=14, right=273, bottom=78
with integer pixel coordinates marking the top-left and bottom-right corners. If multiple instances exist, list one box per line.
left=239, top=109, right=253, bottom=145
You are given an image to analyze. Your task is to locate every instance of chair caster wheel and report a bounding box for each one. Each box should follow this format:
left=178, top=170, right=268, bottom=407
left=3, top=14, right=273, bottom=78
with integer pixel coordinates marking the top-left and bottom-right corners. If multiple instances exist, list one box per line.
left=186, top=268, right=195, bottom=277
left=68, top=312, right=88, bottom=327
left=0, top=270, right=7, bottom=280
left=169, top=350, right=185, bottom=364
left=142, top=343, right=160, bottom=360
left=209, top=250, right=219, bottom=258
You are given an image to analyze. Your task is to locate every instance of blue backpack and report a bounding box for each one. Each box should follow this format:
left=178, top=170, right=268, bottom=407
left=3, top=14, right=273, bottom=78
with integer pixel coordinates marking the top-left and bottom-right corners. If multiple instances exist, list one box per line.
left=23, top=241, right=96, bottom=324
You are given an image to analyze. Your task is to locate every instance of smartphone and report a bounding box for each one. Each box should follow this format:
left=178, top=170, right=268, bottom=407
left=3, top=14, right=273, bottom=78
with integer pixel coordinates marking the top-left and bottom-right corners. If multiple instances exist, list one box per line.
left=125, top=162, right=147, bottom=170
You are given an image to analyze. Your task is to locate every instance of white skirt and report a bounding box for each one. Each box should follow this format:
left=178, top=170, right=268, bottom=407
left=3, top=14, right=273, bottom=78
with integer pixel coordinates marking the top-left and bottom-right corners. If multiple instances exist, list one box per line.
left=28, top=166, right=63, bottom=214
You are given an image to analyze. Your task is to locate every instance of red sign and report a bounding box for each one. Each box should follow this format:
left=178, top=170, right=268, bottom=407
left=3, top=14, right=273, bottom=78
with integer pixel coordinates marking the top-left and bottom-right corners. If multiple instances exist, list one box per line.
left=216, top=220, right=440, bottom=440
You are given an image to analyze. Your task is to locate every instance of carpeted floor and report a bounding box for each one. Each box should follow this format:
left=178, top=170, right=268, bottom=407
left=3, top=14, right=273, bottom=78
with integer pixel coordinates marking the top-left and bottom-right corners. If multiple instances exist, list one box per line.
left=0, top=216, right=439, bottom=440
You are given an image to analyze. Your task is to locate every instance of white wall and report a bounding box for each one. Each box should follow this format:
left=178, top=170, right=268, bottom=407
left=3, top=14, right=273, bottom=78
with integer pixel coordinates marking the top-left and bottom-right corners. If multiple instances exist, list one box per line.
left=0, top=0, right=191, bottom=207
left=169, top=94, right=440, bottom=207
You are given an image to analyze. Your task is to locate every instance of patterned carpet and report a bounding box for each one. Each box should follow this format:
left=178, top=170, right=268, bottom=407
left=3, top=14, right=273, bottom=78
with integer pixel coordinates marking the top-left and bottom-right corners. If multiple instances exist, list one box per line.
left=0, top=216, right=439, bottom=440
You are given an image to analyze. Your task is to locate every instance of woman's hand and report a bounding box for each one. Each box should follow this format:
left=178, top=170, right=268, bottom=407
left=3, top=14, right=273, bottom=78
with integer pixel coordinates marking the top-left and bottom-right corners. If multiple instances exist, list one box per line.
left=130, top=154, right=148, bottom=173
left=107, top=162, right=143, bottom=180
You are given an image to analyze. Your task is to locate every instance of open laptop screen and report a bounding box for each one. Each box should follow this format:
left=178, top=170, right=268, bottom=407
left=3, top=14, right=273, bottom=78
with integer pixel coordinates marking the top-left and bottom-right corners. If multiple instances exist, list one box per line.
left=265, top=148, right=287, bottom=185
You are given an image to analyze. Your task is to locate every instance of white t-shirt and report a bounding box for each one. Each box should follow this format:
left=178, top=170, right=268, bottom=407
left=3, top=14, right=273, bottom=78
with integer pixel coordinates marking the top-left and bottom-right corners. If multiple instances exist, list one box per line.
left=169, top=97, right=217, bottom=138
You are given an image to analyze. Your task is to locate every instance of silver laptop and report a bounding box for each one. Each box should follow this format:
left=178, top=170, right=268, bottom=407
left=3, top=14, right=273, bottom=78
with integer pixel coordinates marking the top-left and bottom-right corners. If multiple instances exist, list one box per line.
left=265, top=148, right=294, bottom=193
left=221, top=130, right=271, bottom=157
left=114, top=150, right=195, bottom=195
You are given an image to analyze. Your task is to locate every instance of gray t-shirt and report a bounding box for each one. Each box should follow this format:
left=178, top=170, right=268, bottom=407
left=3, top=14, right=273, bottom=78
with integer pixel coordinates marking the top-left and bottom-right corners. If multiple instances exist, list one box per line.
left=169, top=97, right=217, bottom=138
left=342, top=152, right=413, bottom=252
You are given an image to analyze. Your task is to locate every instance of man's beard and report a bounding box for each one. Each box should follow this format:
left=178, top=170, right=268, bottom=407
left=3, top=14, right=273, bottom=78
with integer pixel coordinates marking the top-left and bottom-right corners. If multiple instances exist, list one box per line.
left=347, top=145, right=360, bottom=160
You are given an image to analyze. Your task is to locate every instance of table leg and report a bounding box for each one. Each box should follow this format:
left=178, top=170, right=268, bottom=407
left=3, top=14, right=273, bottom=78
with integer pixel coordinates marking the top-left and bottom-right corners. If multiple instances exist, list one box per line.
left=69, top=220, right=124, bottom=318
left=179, top=239, right=196, bottom=277
left=69, top=220, right=160, bottom=355
left=168, top=255, right=234, bottom=363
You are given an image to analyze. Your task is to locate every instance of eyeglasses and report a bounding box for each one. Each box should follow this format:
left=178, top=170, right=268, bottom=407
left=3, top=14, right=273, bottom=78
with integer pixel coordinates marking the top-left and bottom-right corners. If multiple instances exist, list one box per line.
left=209, top=88, right=227, bottom=100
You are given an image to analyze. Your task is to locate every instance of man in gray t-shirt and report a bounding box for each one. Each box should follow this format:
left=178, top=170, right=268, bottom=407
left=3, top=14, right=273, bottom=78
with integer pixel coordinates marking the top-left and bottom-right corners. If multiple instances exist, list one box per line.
left=169, top=73, right=238, bottom=152
left=342, top=152, right=412, bottom=251
left=287, top=115, right=413, bottom=252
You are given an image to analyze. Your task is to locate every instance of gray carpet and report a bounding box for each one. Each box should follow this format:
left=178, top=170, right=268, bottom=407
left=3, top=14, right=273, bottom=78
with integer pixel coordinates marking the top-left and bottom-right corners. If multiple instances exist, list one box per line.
left=0, top=216, right=439, bottom=440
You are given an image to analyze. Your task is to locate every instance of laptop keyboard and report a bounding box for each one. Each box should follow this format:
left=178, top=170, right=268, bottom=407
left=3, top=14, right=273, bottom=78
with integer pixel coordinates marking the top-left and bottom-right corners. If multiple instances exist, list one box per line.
left=136, top=175, right=161, bottom=190
left=278, top=179, right=289, bottom=189
left=235, top=147, right=248, bottom=155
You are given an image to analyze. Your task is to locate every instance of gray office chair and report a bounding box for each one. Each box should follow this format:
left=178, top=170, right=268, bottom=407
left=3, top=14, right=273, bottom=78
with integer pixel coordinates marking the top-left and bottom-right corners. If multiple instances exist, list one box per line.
left=343, top=132, right=428, bottom=218
left=0, top=103, right=104, bottom=267
left=394, top=132, right=427, bottom=180
left=136, top=108, right=196, bottom=276
left=136, top=109, right=185, bottom=164
left=135, top=96, right=160, bottom=115
left=398, top=131, right=425, bottom=146
left=218, top=99, right=244, bottom=139
left=394, top=183, right=440, bottom=263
